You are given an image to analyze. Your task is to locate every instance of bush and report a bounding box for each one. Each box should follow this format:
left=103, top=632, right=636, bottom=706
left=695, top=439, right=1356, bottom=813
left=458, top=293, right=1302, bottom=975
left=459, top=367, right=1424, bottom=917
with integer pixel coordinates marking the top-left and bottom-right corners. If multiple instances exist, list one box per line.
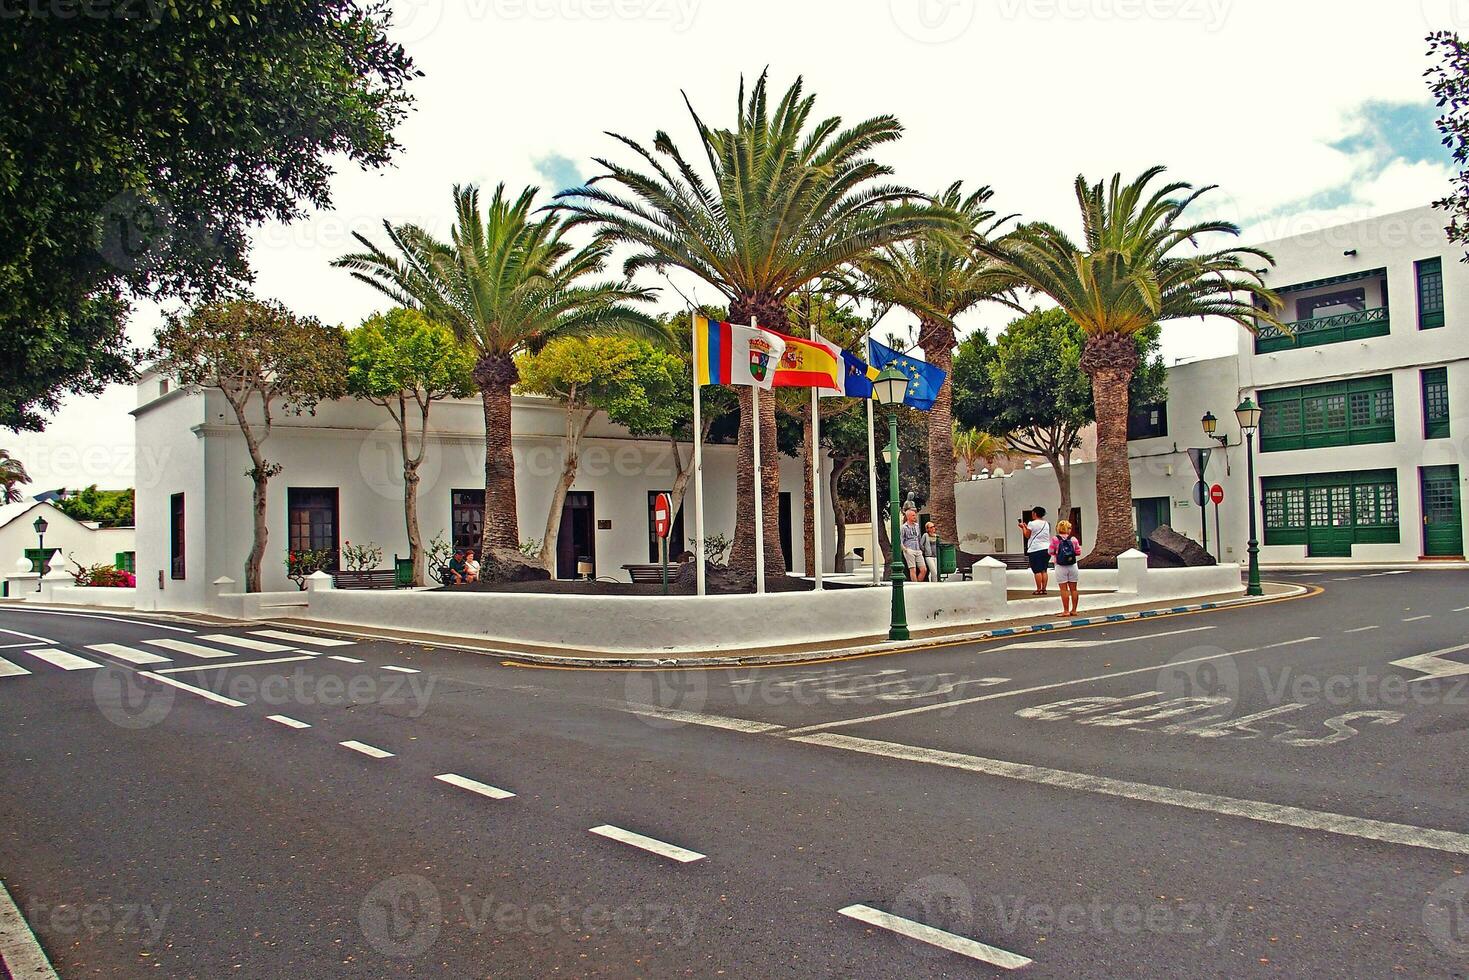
left=341, top=540, right=384, bottom=572
left=285, top=549, right=334, bottom=590
left=67, top=560, right=135, bottom=587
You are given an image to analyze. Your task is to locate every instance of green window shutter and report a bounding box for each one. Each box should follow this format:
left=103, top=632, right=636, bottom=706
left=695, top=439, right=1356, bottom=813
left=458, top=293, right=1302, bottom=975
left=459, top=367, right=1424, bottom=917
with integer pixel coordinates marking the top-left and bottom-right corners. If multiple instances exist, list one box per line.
left=1417, top=257, right=1445, bottom=329
left=1423, top=367, right=1450, bottom=439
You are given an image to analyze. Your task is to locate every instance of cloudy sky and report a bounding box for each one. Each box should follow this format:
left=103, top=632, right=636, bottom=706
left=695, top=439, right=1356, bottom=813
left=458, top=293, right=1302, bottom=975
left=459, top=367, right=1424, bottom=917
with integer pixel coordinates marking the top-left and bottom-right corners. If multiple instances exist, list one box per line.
left=11, top=0, right=1464, bottom=490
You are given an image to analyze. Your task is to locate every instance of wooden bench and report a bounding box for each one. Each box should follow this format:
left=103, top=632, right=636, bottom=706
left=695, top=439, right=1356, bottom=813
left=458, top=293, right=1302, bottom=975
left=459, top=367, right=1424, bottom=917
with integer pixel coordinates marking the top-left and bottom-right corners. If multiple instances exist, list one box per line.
left=956, top=551, right=1031, bottom=579
left=621, top=562, right=675, bottom=584
left=333, top=569, right=401, bottom=590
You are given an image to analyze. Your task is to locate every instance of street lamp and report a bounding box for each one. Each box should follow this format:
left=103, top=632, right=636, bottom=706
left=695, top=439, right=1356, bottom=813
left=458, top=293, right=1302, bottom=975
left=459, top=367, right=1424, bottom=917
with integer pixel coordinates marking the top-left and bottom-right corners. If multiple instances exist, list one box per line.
left=1201, top=411, right=1228, bottom=448
left=1235, top=398, right=1264, bottom=596
left=32, top=515, right=48, bottom=593
left=872, top=364, right=910, bottom=641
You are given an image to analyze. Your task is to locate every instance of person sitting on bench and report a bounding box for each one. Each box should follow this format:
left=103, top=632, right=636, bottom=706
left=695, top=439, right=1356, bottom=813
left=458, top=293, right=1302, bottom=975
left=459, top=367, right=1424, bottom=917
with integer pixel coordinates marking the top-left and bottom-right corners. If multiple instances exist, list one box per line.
left=447, top=548, right=470, bottom=584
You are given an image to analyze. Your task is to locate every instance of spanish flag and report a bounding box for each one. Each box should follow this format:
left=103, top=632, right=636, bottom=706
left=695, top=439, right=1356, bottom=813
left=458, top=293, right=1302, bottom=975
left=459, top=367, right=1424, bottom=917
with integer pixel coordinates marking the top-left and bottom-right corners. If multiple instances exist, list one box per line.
left=768, top=330, right=842, bottom=391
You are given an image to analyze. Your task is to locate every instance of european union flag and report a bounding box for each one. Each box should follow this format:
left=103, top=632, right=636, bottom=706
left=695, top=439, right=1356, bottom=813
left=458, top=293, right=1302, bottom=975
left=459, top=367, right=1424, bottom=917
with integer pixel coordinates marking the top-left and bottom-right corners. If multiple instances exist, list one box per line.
left=868, top=339, right=948, bottom=411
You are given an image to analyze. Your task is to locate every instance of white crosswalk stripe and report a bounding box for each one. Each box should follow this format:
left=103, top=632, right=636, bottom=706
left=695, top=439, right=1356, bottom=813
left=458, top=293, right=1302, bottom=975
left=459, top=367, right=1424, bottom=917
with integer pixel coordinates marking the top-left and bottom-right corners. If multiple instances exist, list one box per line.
left=25, top=649, right=102, bottom=671
left=196, top=634, right=293, bottom=653
left=0, top=656, right=31, bottom=678
left=250, top=630, right=353, bottom=648
left=87, top=643, right=171, bottom=666
left=142, top=638, right=236, bottom=659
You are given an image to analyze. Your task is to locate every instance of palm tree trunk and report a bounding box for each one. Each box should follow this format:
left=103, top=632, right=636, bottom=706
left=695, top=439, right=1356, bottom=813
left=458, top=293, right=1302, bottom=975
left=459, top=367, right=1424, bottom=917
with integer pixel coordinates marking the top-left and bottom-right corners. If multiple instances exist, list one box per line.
left=801, top=400, right=815, bottom=577
left=1080, top=333, right=1140, bottom=567
left=474, top=354, right=520, bottom=555
left=918, top=318, right=958, bottom=544
left=727, top=298, right=788, bottom=582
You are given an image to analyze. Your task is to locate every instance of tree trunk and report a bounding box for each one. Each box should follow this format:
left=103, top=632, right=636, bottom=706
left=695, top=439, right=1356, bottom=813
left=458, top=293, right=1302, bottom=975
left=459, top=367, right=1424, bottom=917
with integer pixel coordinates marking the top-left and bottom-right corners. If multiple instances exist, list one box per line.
left=918, top=318, right=958, bottom=543
left=667, top=436, right=691, bottom=544
left=726, top=297, right=788, bottom=582
left=403, top=465, right=423, bottom=586
left=1043, top=450, right=1072, bottom=537
left=829, top=457, right=854, bottom=573
left=247, top=468, right=269, bottom=594
left=1080, top=333, right=1141, bottom=567
left=539, top=409, right=595, bottom=574
left=801, top=400, right=815, bottom=577
left=474, top=354, right=520, bottom=556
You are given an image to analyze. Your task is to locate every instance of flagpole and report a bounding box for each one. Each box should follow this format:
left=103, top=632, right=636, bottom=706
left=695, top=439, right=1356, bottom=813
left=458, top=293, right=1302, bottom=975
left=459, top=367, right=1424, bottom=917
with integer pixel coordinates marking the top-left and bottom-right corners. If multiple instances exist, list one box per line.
left=691, top=309, right=707, bottom=597
left=751, top=316, right=766, bottom=596
left=810, top=322, right=824, bottom=591
left=866, top=393, right=881, bottom=586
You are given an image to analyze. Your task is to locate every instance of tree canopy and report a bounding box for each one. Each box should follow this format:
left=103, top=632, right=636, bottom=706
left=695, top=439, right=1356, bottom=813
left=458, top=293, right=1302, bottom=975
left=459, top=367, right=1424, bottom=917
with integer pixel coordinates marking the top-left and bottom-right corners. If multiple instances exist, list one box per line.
left=346, top=308, right=476, bottom=407
left=1, top=0, right=417, bottom=431
left=56, top=486, right=135, bottom=528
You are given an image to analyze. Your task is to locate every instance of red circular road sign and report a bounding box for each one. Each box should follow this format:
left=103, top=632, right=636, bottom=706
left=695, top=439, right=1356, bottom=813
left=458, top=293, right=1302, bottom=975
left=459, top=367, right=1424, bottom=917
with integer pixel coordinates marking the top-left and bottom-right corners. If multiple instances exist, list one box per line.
left=653, top=492, right=672, bottom=539
left=1209, top=483, right=1225, bottom=505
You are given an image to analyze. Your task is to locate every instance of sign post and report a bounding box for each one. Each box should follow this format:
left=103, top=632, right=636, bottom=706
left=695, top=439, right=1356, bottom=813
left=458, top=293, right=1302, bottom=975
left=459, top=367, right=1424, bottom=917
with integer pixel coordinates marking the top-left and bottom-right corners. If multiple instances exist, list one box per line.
left=1209, top=483, right=1225, bottom=563
left=1188, top=448, right=1213, bottom=553
left=654, top=492, right=672, bottom=595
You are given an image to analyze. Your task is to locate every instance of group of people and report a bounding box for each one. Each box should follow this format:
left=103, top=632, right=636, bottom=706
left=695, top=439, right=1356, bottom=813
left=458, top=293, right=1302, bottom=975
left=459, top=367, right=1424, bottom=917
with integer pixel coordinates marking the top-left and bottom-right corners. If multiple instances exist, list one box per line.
left=897, top=504, right=1085, bottom=617
left=445, top=547, right=480, bottom=585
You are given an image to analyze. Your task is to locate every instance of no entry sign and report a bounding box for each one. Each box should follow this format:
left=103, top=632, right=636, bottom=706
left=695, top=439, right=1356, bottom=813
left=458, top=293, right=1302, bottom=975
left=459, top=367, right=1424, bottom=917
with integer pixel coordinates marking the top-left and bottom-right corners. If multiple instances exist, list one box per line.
left=653, top=493, right=672, bottom=539
left=1210, top=483, right=1225, bottom=505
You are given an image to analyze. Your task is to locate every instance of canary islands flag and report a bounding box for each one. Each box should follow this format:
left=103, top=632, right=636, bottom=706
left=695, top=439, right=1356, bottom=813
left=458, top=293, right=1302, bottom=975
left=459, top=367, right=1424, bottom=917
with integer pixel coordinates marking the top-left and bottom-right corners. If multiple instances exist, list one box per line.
left=693, top=316, right=787, bottom=389
left=868, top=339, right=948, bottom=411
left=819, top=349, right=878, bottom=398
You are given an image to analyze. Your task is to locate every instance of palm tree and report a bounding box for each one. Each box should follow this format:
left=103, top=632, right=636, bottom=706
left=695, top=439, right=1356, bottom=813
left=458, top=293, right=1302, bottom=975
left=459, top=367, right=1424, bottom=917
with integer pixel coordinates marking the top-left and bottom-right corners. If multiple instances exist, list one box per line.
left=975, top=167, right=1283, bottom=565
left=554, top=72, right=951, bottom=580
left=0, top=449, right=29, bottom=503
left=336, top=184, right=661, bottom=562
left=859, top=182, right=1020, bottom=543
left=952, top=425, right=1006, bottom=480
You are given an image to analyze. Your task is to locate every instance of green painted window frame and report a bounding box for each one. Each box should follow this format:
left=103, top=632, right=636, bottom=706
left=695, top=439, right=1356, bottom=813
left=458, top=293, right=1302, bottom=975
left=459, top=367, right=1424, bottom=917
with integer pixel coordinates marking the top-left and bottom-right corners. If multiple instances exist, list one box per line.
left=1422, top=367, right=1450, bottom=439
left=1260, top=469, right=1400, bottom=547
left=23, top=548, right=60, bottom=573
left=114, top=551, right=136, bottom=573
left=1259, top=376, right=1395, bottom=452
left=1254, top=307, right=1391, bottom=353
left=1417, top=257, right=1445, bottom=329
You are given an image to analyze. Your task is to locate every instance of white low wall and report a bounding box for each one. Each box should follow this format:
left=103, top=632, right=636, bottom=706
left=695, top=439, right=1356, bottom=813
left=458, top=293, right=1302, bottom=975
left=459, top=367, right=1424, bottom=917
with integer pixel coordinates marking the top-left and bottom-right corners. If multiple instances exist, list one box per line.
left=1, top=574, right=138, bottom=608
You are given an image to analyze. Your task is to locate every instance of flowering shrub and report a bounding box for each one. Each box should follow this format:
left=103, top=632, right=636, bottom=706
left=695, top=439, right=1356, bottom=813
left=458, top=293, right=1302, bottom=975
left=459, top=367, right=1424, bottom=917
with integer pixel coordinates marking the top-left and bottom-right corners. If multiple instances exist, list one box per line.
left=67, top=561, right=135, bottom=587
left=285, top=549, right=334, bottom=590
left=341, top=539, right=384, bottom=572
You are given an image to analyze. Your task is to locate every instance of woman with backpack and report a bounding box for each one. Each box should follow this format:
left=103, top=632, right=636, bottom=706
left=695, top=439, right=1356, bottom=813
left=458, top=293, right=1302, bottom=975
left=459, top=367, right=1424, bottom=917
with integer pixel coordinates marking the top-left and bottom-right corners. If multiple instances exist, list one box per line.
left=1049, top=519, right=1083, bottom=616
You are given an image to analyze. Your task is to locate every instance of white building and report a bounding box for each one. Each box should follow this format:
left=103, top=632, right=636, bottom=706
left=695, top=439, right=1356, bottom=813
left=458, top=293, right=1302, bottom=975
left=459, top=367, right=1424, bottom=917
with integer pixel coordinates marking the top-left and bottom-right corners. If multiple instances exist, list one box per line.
left=0, top=500, right=136, bottom=596
left=130, top=373, right=835, bottom=611
left=957, top=204, right=1467, bottom=564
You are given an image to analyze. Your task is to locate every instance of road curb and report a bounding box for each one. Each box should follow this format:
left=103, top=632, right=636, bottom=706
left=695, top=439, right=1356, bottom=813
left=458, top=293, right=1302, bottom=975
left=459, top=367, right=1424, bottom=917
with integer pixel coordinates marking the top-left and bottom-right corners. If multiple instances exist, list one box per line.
left=497, top=585, right=1310, bottom=669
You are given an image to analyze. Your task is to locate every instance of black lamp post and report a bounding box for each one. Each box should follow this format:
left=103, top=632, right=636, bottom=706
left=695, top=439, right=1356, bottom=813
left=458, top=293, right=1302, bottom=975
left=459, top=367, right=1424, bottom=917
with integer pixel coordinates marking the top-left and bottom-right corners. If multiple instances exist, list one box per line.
left=1235, top=398, right=1264, bottom=596
left=33, top=515, right=48, bottom=592
left=873, top=364, right=909, bottom=641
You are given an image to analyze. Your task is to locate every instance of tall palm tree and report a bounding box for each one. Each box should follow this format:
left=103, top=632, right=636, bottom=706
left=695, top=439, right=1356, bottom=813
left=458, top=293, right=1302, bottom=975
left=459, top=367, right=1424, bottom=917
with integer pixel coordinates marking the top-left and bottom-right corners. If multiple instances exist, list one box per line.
left=859, top=182, right=1020, bottom=543
left=952, top=425, right=1006, bottom=480
left=0, top=449, right=29, bottom=503
left=554, top=72, right=951, bottom=580
left=336, top=184, right=661, bottom=560
left=975, top=167, right=1283, bottom=565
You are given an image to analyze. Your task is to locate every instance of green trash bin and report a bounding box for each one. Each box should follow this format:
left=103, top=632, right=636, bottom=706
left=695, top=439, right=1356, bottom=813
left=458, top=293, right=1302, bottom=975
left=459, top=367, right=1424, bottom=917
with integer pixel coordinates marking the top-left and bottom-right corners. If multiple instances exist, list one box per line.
left=394, top=556, right=415, bottom=588
left=939, top=542, right=958, bottom=577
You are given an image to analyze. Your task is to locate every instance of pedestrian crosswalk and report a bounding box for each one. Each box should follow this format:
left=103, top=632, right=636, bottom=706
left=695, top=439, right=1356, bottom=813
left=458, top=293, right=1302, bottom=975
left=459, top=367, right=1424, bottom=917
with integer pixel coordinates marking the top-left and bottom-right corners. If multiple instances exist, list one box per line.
left=0, top=629, right=370, bottom=682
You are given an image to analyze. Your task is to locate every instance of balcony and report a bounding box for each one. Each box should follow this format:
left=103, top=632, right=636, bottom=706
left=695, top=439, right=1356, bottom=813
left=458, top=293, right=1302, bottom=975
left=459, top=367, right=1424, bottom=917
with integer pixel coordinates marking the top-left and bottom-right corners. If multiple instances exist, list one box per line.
left=1254, top=306, right=1390, bottom=354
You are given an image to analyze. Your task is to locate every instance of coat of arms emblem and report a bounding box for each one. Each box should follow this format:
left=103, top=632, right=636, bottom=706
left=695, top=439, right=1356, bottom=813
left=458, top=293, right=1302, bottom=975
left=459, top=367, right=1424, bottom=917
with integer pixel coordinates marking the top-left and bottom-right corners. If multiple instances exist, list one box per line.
left=747, top=336, right=775, bottom=382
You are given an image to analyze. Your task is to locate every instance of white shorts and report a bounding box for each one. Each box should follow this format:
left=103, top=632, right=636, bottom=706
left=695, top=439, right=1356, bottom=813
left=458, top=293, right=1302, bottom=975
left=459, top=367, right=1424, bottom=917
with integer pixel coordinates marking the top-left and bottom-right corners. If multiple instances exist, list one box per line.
left=1054, top=563, right=1079, bottom=584
left=902, top=547, right=923, bottom=570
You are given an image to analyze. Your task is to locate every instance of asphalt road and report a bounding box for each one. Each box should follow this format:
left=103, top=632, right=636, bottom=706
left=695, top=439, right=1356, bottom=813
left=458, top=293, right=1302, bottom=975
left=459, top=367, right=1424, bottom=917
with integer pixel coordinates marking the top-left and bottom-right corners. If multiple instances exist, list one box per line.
left=1, top=570, right=1468, bottom=978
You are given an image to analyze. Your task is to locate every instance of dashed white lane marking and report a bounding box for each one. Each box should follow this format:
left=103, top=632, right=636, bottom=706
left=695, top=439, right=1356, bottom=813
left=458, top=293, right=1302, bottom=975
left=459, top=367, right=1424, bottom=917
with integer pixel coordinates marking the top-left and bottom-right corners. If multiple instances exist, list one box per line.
left=436, top=773, right=515, bottom=800
left=838, top=904, right=1032, bottom=970
left=251, top=630, right=353, bottom=648
left=0, top=878, right=59, bottom=980
left=0, top=657, right=30, bottom=678
left=266, top=715, right=311, bottom=729
left=618, top=704, right=786, bottom=734
left=992, top=625, right=1214, bottom=651
left=25, top=649, right=100, bottom=671
left=381, top=665, right=419, bottom=674
left=795, top=732, right=1469, bottom=857
left=588, top=825, right=706, bottom=863
left=1455, top=606, right=1469, bottom=613
left=340, top=740, right=394, bottom=759
left=0, top=627, right=56, bottom=645
left=1403, top=615, right=1432, bottom=623
left=155, top=656, right=314, bottom=675
left=139, top=672, right=245, bottom=707
left=143, top=638, right=235, bottom=659
left=87, top=643, right=171, bottom=665
left=1343, top=626, right=1380, bottom=634
left=197, top=634, right=292, bottom=653
left=328, top=655, right=365, bottom=664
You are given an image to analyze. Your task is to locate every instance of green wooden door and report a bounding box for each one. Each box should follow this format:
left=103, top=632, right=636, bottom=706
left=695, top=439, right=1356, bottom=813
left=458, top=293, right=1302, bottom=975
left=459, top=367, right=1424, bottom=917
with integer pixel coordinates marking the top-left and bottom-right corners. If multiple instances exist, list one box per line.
left=1421, top=465, right=1464, bottom=557
left=1305, top=484, right=1354, bottom=557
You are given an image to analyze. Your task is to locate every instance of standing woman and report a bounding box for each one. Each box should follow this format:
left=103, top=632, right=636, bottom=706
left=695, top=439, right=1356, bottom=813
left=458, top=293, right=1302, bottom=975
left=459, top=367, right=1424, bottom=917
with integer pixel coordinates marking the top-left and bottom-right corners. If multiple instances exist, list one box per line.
left=1049, top=519, right=1082, bottom=616
left=1020, top=505, right=1051, bottom=596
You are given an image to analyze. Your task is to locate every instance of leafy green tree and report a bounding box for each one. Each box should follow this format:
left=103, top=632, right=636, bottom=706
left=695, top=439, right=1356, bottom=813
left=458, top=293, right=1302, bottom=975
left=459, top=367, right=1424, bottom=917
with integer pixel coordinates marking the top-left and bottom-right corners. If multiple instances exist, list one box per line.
left=55, top=486, right=135, bottom=527
left=555, top=72, right=951, bottom=582
left=346, top=308, right=476, bottom=585
left=0, top=450, right=29, bottom=504
left=1, top=1, right=416, bottom=432
left=857, top=182, right=1020, bottom=543
left=974, top=168, right=1282, bottom=564
left=1428, top=31, right=1469, bottom=254
left=336, top=184, right=661, bottom=568
left=154, top=299, right=348, bottom=592
left=516, top=336, right=683, bottom=572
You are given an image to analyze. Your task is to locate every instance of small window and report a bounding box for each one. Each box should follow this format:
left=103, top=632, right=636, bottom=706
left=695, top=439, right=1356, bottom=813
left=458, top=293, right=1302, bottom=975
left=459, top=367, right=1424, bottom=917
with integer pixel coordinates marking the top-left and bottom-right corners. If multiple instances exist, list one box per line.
left=1127, top=403, right=1168, bottom=440
left=115, top=551, right=136, bottom=573
left=169, top=493, right=185, bottom=580
left=158, top=379, right=170, bottom=397
left=451, top=489, right=485, bottom=551
left=1417, top=258, right=1445, bottom=329
left=1423, top=367, right=1451, bottom=439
